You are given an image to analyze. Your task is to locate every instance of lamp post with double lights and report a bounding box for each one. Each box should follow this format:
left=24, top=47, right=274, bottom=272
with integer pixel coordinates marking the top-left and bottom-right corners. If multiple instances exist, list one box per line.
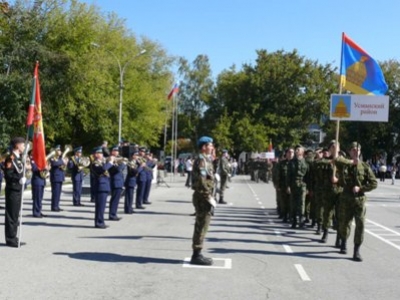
left=92, top=43, right=146, bottom=143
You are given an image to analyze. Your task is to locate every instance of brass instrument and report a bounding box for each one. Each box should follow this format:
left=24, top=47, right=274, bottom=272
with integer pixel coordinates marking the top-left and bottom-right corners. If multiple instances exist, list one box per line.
left=60, top=144, right=72, bottom=170
left=107, top=156, right=128, bottom=165
left=78, top=156, right=91, bottom=171
left=40, top=150, right=56, bottom=178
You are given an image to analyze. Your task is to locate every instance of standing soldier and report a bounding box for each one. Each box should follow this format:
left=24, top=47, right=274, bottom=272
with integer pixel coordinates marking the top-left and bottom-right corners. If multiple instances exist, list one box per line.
left=124, top=151, right=139, bottom=214
left=190, top=136, right=215, bottom=266
left=108, top=145, right=126, bottom=221
left=91, top=146, right=114, bottom=228
left=218, top=149, right=231, bottom=204
left=67, top=146, right=85, bottom=207
left=272, top=158, right=281, bottom=216
left=334, top=142, right=377, bottom=262
left=287, top=145, right=309, bottom=229
left=3, top=137, right=30, bottom=247
left=303, top=149, right=314, bottom=224
left=135, top=147, right=147, bottom=209
left=50, top=145, right=66, bottom=212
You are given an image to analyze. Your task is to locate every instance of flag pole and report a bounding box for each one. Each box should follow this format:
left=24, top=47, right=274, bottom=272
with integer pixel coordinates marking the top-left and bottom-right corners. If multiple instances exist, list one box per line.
left=170, top=94, right=175, bottom=181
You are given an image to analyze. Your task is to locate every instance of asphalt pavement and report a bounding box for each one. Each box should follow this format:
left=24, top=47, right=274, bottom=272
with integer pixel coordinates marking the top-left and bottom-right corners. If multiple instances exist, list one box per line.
left=0, top=175, right=400, bottom=300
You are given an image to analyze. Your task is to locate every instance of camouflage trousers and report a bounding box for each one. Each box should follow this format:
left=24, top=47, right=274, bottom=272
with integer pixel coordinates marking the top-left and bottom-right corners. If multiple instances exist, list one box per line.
left=313, top=190, right=324, bottom=223
left=219, top=175, right=228, bottom=198
left=290, top=185, right=306, bottom=219
left=279, top=188, right=291, bottom=218
left=192, top=191, right=212, bottom=250
left=338, top=193, right=366, bottom=245
left=322, top=190, right=340, bottom=230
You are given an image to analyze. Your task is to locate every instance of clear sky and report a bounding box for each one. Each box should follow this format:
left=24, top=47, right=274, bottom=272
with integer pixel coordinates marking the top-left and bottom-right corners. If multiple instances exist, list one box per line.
left=83, top=0, right=400, bottom=77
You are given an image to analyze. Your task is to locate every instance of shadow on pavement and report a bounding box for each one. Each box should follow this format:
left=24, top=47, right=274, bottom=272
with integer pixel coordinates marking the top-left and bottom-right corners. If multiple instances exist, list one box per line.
left=54, top=252, right=183, bottom=264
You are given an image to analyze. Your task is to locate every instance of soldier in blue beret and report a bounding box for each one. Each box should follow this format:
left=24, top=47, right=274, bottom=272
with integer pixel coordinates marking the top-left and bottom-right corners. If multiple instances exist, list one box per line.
left=190, top=136, right=214, bottom=265
left=67, top=146, right=85, bottom=207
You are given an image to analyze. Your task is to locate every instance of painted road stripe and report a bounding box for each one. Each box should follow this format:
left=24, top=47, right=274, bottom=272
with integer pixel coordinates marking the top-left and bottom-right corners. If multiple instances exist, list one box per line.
left=283, top=245, right=293, bottom=253
left=295, top=264, right=311, bottom=281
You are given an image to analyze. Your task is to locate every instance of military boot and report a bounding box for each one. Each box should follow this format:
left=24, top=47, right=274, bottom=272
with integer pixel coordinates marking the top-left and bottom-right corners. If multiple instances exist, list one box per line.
left=316, top=223, right=321, bottom=235
left=219, top=196, right=227, bottom=205
left=310, top=219, right=316, bottom=228
left=290, top=217, right=297, bottom=229
left=339, top=239, right=347, bottom=254
left=298, top=216, right=305, bottom=228
left=190, top=250, right=213, bottom=266
left=353, top=244, right=363, bottom=262
left=320, top=229, right=328, bottom=243
left=335, top=233, right=341, bottom=248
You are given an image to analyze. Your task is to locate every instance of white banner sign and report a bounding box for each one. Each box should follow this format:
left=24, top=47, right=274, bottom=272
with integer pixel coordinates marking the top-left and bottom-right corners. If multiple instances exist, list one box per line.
left=330, top=94, right=389, bottom=122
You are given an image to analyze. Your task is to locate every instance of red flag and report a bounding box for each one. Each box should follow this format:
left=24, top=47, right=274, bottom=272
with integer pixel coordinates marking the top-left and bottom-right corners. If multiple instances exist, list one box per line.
left=167, top=83, right=179, bottom=100
left=28, top=62, right=47, bottom=170
left=268, top=140, right=273, bottom=152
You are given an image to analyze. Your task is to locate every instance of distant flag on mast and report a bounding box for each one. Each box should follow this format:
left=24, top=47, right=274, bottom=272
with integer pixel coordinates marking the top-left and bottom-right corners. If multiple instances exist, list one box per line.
left=268, top=140, right=273, bottom=152
left=340, top=32, right=388, bottom=95
left=167, top=83, right=179, bottom=100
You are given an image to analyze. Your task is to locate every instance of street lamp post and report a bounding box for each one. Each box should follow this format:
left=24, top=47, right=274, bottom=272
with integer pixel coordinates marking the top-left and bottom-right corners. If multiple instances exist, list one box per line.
left=92, top=43, right=146, bottom=143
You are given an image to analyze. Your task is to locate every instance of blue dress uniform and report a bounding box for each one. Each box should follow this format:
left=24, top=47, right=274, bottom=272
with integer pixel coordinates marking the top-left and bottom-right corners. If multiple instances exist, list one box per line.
left=31, top=159, right=46, bottom=217
left=135, top=152, right=147, bottom=209
left=143, top=153, right=155, bottom=204
left=67, top=147, right=84, bottom=206
left=109, top=147, right=126, bottom=220
left=91, top=147, right=113, bottom=228
left=124, top=153, right=139, bottom=214
left=4, top=137, right=25, bottom=247
left=0, top=161, right=4, bottom=198
left=50, top=145, right=65, bottom=212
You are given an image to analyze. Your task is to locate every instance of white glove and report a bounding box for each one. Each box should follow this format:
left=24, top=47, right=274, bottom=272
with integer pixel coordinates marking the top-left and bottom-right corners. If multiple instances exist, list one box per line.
left=19, top=177, right=27, bottom=185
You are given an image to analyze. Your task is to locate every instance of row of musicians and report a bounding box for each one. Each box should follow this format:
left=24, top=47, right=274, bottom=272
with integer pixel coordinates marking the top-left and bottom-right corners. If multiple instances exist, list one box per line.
left=27, top=144, right=156, bottom=229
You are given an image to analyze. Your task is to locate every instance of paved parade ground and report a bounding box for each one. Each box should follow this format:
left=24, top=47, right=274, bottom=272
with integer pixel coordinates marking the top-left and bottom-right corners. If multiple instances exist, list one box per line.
left=1, top=175, right=400, bottom=300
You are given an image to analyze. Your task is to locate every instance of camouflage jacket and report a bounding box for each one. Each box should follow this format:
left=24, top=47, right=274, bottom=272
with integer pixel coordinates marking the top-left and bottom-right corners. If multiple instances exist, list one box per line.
left=335, top=157, right=377, bottom=195
left=219, top=156, right=231, bottom=176
left=287, top=157, right=309, bottom=189
left=192, top=154, right=214, bottom=196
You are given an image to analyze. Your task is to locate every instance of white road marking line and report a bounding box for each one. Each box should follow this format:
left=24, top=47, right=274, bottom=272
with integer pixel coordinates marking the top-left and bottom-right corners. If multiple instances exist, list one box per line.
left=295, top=264, right=311, bottom=281
left=274, top=230, right=281, bottom=236
left=260, top=206, right=265, bottom=209
left=258, top=201, right=262, bottom=205
left=283, top=245, right=292, bottom=253
left=366, top=219, right=400, bottom=251
left=182, top=258, right=232, bottom=269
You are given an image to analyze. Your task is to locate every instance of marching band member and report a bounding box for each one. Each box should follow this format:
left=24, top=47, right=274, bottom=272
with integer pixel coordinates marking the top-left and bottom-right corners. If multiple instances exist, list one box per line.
left=124, top=151, right=139, bottom=214
left=31, top=155, right=47, bottom=218
left=108, top=145, right=126, bottom=221
left=50, top=145, right=66, bottom=212
left=67, top=146, right=85, bottom=207
left=135, top=147, right=147, bottom=209
left=143, top=150, right=156, bottom=205
left=91, top=146, right=114, bottom=228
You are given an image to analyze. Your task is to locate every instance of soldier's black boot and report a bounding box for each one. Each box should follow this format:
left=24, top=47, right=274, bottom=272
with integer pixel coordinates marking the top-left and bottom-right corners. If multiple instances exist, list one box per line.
left=190, top=250, right=213, bottom=266
left=353, top=244, right=363, bottom=262
left=299, top=216, right=305, bottom=228
left=282, top=214, right=288, bottom=223
left=219, top=196, right=227, bottom=205
left=339, top=239, right=347, bottom=254
left=316, top=223, right=321, bottom=235
left=310, top=219, right=316, bottom=228
left=320, top=229, right=328, bottom=243
left=291, top=217, right=297, bottom=229
left=335, top=233, right=341, bottom=248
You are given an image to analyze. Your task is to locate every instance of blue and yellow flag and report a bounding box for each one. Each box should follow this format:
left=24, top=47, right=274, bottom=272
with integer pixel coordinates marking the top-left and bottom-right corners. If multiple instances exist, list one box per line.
left=340, top=33, right=388, bottom=95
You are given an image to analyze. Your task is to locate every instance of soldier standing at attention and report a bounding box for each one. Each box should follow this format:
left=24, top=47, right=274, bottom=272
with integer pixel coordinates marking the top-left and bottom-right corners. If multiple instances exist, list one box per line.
left=218, top=149, right=231, bottom=204
left=190, top=136, right=215, bottom=266
left=311, top=148, right=325, bottom=234
left=31, top=156, right=47, bottom=218
left=124, top=151, right=139, bottom=214
left=4, top=137, right=29, bottom=247
left=67, top=146, right=85, bottom=207
left=287, top=145, right=309, bottom=229
left=278, top=148, right=294, bottom=223
left=334, top=142, right=377, bottom=262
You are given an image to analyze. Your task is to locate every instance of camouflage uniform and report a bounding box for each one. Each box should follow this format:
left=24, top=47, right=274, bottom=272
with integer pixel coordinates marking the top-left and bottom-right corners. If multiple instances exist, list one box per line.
left=219, top=155, right=231, bottom=203
left=304, top=153, right=314, bottom=223
left=335, top=155, right=377, bottom=260
left=287, top=156, right=309, bottom=228
left=312, top=157, right=326, bottom=233
left=277, top=159, right=291, bottom=222
left=272, top=161, right=281, bottom=215
left=192, top=153, right=214, bottom=251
